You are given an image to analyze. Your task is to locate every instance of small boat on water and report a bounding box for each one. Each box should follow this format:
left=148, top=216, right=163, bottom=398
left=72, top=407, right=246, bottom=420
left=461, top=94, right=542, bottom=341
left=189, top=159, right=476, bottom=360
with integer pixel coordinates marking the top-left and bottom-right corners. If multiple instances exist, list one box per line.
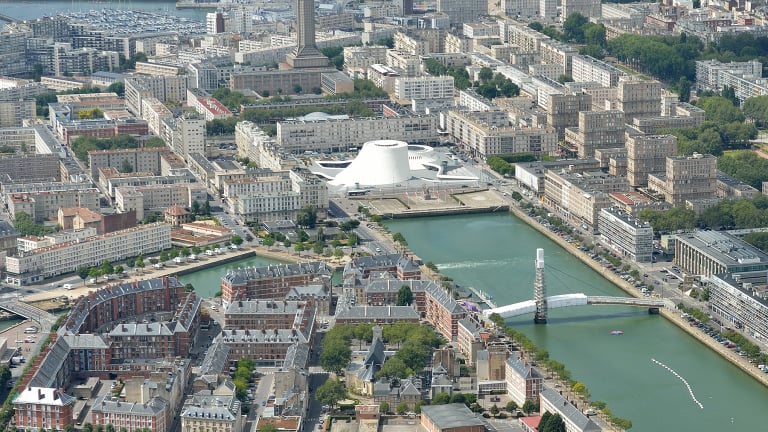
left=610, top=330, right=624, bottom=336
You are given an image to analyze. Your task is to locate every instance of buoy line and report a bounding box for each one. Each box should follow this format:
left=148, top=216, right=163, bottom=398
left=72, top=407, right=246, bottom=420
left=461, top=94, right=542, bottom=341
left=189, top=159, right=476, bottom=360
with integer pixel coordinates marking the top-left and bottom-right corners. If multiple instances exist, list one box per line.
left=652, top=358, right=704, bottom=409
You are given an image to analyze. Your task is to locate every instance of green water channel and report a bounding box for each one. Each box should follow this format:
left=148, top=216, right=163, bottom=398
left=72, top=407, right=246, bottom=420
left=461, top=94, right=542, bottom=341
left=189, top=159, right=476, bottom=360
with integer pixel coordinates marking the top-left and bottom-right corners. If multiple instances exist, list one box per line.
left=385, top=213, right=768, bottom=431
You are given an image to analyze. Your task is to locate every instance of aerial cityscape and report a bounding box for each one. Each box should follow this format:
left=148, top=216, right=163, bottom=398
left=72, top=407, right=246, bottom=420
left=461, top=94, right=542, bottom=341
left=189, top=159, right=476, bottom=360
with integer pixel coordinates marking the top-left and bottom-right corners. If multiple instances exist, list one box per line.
left=2, top=0, right=768, bottom=431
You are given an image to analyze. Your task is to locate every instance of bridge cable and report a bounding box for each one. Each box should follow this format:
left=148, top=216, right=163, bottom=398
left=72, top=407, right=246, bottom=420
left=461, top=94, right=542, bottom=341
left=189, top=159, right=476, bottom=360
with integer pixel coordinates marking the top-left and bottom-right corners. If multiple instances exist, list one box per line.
left=546, top=264, right=616, bottom=296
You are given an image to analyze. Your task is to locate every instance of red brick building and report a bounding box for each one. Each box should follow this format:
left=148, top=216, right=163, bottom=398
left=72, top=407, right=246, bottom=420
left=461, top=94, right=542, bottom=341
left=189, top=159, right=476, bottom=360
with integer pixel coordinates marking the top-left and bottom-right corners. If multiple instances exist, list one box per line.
left=14, top=387, right=76, bottom=431
left=221, top=262, right=331, bottom=306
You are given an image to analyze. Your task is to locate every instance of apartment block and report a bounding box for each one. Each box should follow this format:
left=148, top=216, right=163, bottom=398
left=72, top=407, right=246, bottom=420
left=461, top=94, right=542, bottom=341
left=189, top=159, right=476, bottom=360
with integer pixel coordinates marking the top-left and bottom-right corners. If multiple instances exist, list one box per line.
left=572, top=55, right=626, bottom=87
left=91, top=397, right=169, bottom=432
left=547, top=92, right=591, bottom=139
left=7, top=188, right=100, bottom=224
left=598, top=207, right=654, bottom=262
left=5, top=223, right=171, bottom=285
left=0, top=154, right=60, bottom=183
left=0, top=24, right=33, bottom=76
left=539, top=40, right=578, bottom=76
left=0, top=126, right=60, bottom=156
left=544, top=170, right=629, bottom=228
left=141, top=97, right=174, bottom=136
left=394, top=30, right=444, bottom=56
left=109, top=291, right=200, bottom=360
left=115, top=183, right=207, bottom=221
left=386, top=50, right=421, bottom=77
left=505, top=356, right=543, bottom=407
left=88, top=147, right=169, bottom=180
left=626, top=134, right=677, bottom=187
left=716, top=172, right=759, bottom=199
left=0, top=99, right=35, bottom=127
left=14, top=387, right=76, bottom=432
left=394, top=76, right=455, bottom=101
left=456, top=317, right=490, bottom=366
left=617, top=77, right=661, bottom=123
left=343, top=45, right=388, bottom=78
left=275, top=114, right=438, bottom=154
left=125, top=75, right=188, bottom=117
left=235, top=121, right=276, bottom=162
left=565, top=110, right=625, bottom=158
left=647, top=154, right=717, bottom=205
left=215, top=328, right=309, bottom=367
left=223, top=300, right=314, bottom=335
left=708, top=274, right=768, bottom=343
left=221, top=262, right=332, bottom=307
left=445, top=110, right=558, bottom=159
left=181, top=383, right=244, bottom=432
left=562, top=0, right=601, bottom=18
left=501, top=22, right=549, bottom=53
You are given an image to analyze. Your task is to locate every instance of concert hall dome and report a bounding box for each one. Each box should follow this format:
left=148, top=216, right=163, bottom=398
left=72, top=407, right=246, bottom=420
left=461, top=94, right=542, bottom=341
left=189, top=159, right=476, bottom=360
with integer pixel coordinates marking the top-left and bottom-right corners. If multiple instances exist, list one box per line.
left=330, top=140, right=412, bottom=187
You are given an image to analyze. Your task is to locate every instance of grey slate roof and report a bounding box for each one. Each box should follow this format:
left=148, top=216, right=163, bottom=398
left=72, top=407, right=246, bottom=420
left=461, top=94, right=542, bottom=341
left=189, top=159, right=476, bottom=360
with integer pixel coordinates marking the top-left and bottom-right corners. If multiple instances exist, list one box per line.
left=217, top=328, right=308, bottom=344
left=424, top=282, right=464, bottom=314
left=110, top=322, right=174, bottom=337
left=61, top=333, right=109, bottom=349
left=222, top=262, right=331, bottom=285
left=335, top=305, right=419, bottom=321
left=285, top=284, right=328, bottom=299
left=181, top=392, right=241, bottom=421
left=200, top=341, right=230, bottom=377
left=283, top=343, right=310, bottom=370
left=92, top=395, right=168, bottom=416
left=225, top=300, right=305, bottom=315
left=420, top=404, right=485, bottom=430
left=506, top=355, right=541, bottom=380
left=62, top=277, right=184, bottom=335
left=540, top=388, right=602, bottom=431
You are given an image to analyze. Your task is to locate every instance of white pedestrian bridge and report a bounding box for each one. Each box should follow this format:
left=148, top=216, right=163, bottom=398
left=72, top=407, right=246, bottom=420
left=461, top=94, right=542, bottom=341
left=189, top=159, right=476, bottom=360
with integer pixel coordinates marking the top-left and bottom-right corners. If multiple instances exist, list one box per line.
left=483, top=294, right=665, bottom=319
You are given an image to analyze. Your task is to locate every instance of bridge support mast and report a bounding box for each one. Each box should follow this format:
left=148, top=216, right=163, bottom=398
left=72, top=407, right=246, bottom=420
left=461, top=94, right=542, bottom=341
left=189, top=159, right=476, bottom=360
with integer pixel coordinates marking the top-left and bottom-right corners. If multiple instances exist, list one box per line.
left=534, top=248, right=547, bottom=324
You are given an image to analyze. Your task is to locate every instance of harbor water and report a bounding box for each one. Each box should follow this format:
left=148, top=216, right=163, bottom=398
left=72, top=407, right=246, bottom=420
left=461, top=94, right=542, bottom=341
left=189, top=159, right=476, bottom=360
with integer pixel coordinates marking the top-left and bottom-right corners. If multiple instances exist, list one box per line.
left=1, top=1, right=209, bottom=21
left=385, top=213, right=768, bottom=431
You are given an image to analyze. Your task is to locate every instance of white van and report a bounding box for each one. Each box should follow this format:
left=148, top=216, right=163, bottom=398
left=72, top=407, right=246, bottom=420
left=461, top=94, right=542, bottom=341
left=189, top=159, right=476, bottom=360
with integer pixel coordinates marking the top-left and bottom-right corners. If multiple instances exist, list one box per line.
left=63, top=283, right=73, bottom=290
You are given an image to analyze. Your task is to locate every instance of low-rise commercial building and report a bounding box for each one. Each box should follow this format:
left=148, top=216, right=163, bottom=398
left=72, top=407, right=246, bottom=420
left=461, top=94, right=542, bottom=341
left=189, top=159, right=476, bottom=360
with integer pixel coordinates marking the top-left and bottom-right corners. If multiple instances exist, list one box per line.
left=675, top=230, right=768, bottom=277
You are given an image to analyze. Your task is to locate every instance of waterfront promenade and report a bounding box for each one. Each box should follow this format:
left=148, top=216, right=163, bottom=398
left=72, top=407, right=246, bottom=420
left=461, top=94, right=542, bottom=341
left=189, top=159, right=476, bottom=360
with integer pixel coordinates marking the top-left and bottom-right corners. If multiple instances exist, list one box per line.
left=507, top=202, right=768, bottom=389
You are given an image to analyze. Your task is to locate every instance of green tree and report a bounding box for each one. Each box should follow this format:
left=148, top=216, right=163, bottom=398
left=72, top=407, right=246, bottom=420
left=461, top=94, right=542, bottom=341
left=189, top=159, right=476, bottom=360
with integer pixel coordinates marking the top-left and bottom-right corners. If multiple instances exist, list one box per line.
left=396, top=401, right=409, bottom=415
left=376, top=357, right=409, bottom=379
left=231, top=235, right=244, bottom=246
left=506, top=400, right=518, bottom=412
left=82, top=424, right=93, bottom=432
left=478, top=67, right=494, bottom=82
left=522, top=400, right=536, bottom=415
left=432, top=392, right=451, bottom=405
left=563, top=13, right=589, bottom=43
left=160, top=250, right=169, bottom=262
left=397, top=285, right=413, bottom=306
left=77, top=265, right=90, bottom=284
left=106, top=424, right=115, bottom=432
left=114, top=265, right=124, bottom=275
left=135, top=257, right=145, bottom=270
left=100, top=260, right=113, bottom=278
left=380, top=401, right=390, bottom=414
left=107, top=81, right=125, bottom=96
left=89, top=267, right=100, bottom=281
left=0, top=365, right=11, bottom=388
left=490, top=404, right=500, bottom=416
left=316, top=377, right=347, bottom=409
left=320, top=338, right=351, bottom=374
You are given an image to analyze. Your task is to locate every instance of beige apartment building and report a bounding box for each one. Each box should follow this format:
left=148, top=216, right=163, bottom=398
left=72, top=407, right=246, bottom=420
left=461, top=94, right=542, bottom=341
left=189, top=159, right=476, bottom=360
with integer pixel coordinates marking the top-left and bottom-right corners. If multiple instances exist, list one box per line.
left=88, top=147, right=169, bottom=180
left=5, top=223, right=171, bottom=285
left=565, top=110, right=625, bottom=158
left=275, top=114, right=437, bottom=154
left=617, top=77, right=662, bottom=123
left=544, top=170, right=629, bottom=228
left=8, top=189, right=100, bottom=224
left=445, top=110, right=558, bottom=159
left=626, top=134, right=677, bottom=187
left=648, top=153, right=717, bottom=205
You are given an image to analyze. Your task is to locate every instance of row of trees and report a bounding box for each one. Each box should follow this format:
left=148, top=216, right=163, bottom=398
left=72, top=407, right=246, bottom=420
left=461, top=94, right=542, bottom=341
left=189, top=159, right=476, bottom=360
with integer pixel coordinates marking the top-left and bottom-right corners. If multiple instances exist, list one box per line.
left=319, top=323, right=443, bottom=375
left=232, top=358, right=256, bottom=404
left=530, top=13, right=607, bottom=60
left=488, top=313, right=632, bottom=430
left=71, top=134, right=164, bottom=162
left=638, top=195, right=768, bottom=234
left=211, top=87, right=255, bottom=112
left=476, top=68, right=520, bottom=100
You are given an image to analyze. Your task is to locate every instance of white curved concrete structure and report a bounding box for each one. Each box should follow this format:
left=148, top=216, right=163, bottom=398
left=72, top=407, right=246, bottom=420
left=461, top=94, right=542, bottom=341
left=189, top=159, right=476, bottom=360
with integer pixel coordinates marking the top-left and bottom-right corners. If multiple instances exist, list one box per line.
left=330, top=140, right=412, bottom=187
